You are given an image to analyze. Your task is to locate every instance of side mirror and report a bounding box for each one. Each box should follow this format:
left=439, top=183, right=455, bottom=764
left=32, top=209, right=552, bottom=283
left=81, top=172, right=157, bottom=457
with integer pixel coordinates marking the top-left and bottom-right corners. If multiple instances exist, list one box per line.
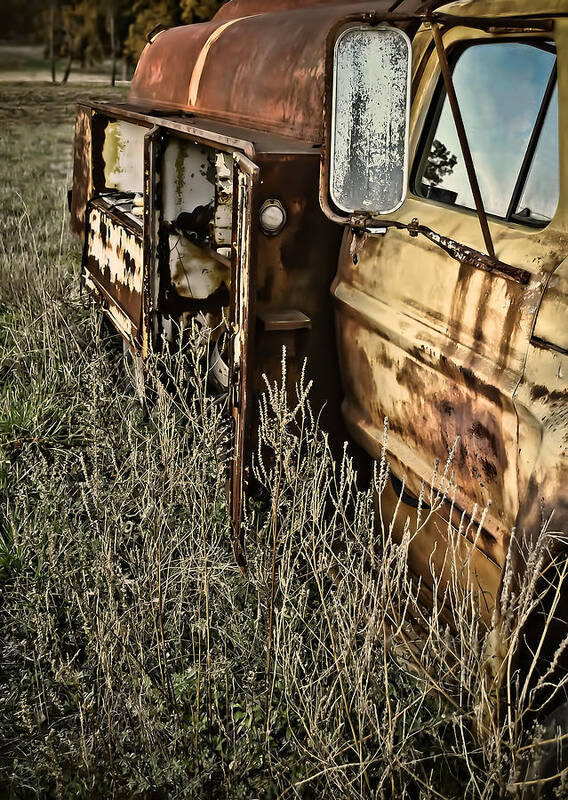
left=326, top=25, right=412, bottom=218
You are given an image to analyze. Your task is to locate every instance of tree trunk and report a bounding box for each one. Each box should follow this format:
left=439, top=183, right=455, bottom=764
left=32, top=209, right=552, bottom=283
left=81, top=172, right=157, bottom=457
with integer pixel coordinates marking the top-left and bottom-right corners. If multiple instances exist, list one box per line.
left=62, top=46, right=72, bottom=83
left=49, top=1, right=57, bottom=83
left=109, top=1, right=117, bottom=86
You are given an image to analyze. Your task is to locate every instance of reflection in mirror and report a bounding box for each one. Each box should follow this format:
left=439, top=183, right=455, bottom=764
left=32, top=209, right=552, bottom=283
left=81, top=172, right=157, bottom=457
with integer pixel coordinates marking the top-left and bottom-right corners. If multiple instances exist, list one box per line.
left=330, top=25, right=411, bottom=215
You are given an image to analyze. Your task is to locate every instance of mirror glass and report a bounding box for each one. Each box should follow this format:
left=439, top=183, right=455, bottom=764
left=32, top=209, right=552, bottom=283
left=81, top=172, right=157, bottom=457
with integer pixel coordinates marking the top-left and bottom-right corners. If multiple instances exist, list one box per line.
left=330, top=25, right=411, bottom=215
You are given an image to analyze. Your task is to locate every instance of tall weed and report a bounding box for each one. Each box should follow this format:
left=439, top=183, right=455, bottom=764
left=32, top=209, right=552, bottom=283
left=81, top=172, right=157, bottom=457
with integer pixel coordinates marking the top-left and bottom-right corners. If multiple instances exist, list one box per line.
left=1, top=84, right=568, bottom=800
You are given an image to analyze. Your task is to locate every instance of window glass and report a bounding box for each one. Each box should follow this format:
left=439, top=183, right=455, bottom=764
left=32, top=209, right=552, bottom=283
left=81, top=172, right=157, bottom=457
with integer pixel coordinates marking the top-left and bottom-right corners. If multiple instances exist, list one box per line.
left=416, top=41, right=558, bottom=225
left=515, top=85, right=559, bottom=223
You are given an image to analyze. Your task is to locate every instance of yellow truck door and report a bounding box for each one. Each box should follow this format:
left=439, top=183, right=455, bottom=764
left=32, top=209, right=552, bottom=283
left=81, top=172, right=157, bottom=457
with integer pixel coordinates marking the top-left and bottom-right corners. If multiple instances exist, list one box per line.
left=333, top=14, right=566, bottom=581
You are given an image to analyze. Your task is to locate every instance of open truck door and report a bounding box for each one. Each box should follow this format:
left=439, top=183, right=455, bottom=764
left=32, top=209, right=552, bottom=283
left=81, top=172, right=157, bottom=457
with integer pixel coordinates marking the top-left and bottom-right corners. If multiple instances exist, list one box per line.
left=71, top=105, right=261, bottom=562
left=229, top=155, right=257, bottom=567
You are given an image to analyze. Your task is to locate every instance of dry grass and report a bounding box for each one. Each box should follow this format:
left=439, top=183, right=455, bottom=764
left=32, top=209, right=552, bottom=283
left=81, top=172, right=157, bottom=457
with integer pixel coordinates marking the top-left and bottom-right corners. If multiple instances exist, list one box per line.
left=1, top=83, right=568, bottom=800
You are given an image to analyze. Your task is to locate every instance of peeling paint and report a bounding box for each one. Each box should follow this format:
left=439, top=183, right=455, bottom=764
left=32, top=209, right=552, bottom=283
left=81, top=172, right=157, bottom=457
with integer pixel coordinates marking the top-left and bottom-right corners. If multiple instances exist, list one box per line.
left=84, top=200, right=144, bottom=333
left=102, top=121, right=146, bottom=193
left=169, top=236, right=228, bottom=299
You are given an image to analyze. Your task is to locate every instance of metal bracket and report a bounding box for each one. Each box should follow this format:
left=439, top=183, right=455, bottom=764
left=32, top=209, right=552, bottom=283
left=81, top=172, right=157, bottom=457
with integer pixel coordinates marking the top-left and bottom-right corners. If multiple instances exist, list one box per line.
left=257, top=309, right=312, bottom=331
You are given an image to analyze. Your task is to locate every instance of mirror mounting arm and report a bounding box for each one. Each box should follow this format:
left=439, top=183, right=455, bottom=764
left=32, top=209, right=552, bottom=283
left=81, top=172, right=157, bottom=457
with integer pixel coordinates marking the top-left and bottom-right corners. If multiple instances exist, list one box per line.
left=429, top=18, right=496, bottom=260
left=351, top=215, right=530, bottom=285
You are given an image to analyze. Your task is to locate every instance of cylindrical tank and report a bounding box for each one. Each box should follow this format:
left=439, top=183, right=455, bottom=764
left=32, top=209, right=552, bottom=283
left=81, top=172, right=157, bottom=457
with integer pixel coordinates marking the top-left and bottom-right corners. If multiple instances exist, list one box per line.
left=129, top=0, right=397, bottom=142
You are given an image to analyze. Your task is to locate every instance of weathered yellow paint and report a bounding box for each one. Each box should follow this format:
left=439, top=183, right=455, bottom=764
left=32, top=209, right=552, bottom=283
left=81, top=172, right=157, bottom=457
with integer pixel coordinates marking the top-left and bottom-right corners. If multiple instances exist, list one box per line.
left=337, top=2, right=568, bottom=612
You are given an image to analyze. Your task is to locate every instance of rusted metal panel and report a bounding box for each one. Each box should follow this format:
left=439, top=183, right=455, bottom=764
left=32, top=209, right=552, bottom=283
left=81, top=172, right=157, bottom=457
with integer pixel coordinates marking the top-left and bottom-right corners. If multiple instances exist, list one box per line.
left=229, top=155, right=259, bottom=569
left=251, top=152, right=347, bottom=456
left=438, top=0, right=566, bottom=21
left=215, top=0, right=449, bottom=22
left=128, top=1, right=435, bottom=143
left=87, top=102, right=256, bottom=158
left=228, top=150, right=351, bottom=561
left=83, top=199, right=144, bottom=343
left=379, top=475, right=502, bottom=625
left=70, top=105, right=93, bottom=238
left=514, top=256, right=568, bottom=546
left=333, top=218, right=561, bottom=569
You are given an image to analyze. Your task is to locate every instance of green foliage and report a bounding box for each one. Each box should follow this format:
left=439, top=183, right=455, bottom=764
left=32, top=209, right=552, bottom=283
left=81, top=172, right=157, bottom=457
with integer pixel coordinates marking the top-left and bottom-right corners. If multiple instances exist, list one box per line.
left=179, top=0, right=225, bottom=25
left=58, top=1, right=106, bottom=65
left=123, top=0, right=180, bottom=62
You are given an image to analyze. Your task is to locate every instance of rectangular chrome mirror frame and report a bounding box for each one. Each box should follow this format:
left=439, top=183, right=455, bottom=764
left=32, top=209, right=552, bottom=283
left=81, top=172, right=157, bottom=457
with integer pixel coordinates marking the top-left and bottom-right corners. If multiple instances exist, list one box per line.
left=329, top=24, right=412, bottom=217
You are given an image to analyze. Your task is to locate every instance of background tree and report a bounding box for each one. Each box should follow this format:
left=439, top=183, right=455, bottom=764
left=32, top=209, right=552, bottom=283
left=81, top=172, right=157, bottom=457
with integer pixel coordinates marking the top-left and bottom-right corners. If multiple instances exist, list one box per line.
left=179, top=0, right=225, bottom=24
left=39, top=0, right=64, bottom=83
left=124, top=0, right=180, bottom=63
left=105, top=0, right=133, bottom=84
left=423, top=139, right=458, bottom=187
left=49, top=0, right=57, bottom=83
left=58, top=1, right=105, bottom=82
left=107, top=0, right=117, bottom=85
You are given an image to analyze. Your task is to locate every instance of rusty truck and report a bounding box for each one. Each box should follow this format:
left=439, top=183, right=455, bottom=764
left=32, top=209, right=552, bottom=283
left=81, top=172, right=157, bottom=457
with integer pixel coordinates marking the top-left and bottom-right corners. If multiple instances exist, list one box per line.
left=70, top=0, right=568, bottom=727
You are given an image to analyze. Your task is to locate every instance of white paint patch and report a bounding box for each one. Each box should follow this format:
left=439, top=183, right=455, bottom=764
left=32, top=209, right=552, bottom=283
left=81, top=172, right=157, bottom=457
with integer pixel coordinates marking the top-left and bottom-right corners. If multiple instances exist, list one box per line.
left=102, top=121, right=146, bottom=194
left=331, top=26, right=411, bottom=215
left=214, top=151, right=233, bottom=246
left=162, top=139, right=215, bottom=222
left=88, top=206, right=144, bottom=294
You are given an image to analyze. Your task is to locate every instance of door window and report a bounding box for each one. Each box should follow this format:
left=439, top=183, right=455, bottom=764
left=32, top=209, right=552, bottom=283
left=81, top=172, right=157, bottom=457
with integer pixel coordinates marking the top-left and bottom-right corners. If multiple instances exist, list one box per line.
left=414, top=41, right=558, bottom=227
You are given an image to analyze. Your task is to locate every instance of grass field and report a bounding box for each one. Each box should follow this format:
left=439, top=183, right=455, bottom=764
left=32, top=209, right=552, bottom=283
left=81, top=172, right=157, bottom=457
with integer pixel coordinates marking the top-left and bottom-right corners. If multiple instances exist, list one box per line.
left=0, top=45, right=116, bottom=83
left=0, top=80, right=129, bottom=466
left=0, top=81, right=565, bottom=799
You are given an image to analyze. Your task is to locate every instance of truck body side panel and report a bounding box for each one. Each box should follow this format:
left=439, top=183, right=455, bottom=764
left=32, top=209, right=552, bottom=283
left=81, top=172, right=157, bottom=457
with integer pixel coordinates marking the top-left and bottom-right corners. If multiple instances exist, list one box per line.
left=251, top=152, right=346, bottom=450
